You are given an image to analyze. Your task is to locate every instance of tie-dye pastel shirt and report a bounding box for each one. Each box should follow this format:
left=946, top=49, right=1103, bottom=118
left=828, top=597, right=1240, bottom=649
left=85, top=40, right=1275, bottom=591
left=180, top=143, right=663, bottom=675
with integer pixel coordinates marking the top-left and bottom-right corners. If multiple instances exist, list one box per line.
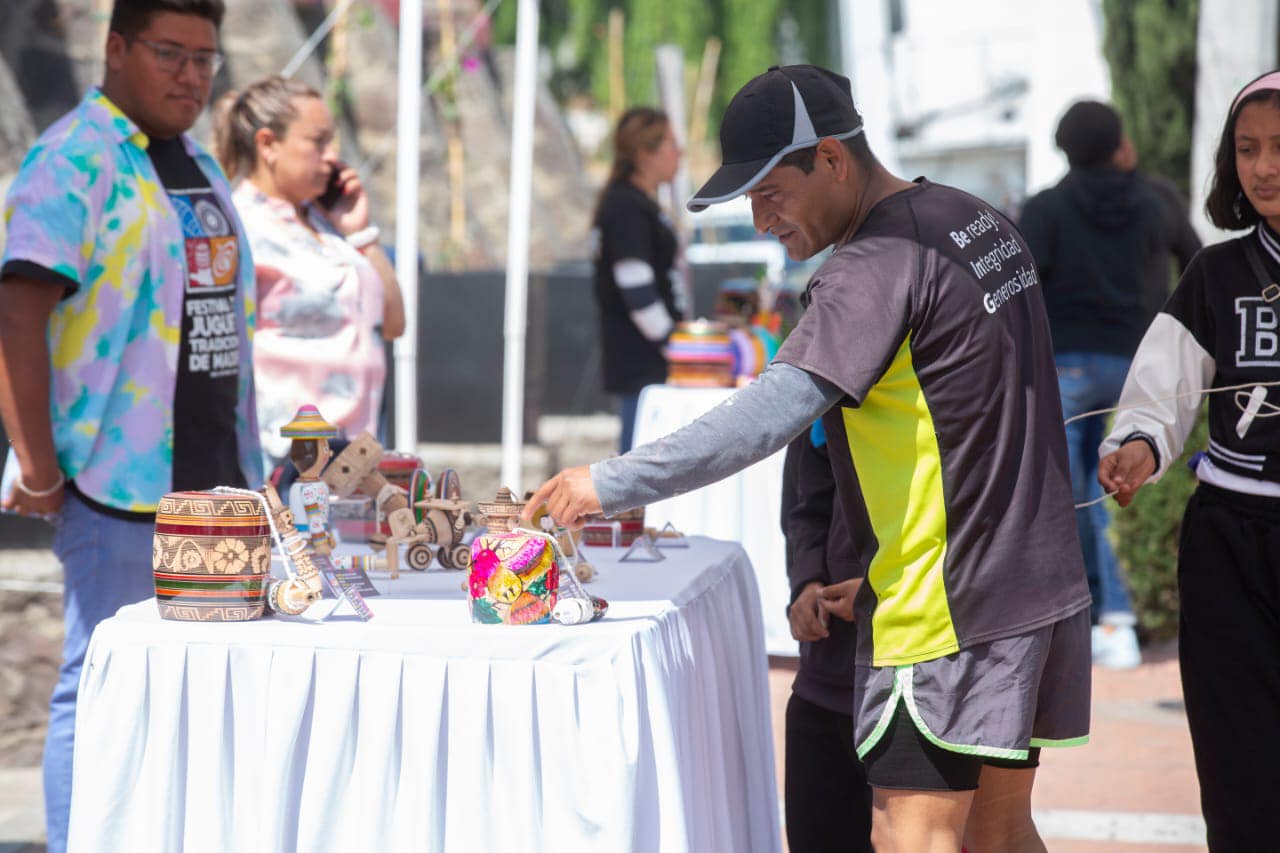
left=1, top=89, right=262, bottom=512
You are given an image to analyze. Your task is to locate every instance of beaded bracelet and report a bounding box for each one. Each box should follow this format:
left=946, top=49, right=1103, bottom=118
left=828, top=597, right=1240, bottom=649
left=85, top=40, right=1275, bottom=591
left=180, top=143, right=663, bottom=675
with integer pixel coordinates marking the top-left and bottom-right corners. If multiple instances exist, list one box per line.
left=16, top=470, right=65, bottom=498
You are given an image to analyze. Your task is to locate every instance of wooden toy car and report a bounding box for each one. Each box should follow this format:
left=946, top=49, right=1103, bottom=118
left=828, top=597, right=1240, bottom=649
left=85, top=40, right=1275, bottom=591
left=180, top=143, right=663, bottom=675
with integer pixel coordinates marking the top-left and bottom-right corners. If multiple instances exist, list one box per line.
left=324, top=432, right=472, bottom=576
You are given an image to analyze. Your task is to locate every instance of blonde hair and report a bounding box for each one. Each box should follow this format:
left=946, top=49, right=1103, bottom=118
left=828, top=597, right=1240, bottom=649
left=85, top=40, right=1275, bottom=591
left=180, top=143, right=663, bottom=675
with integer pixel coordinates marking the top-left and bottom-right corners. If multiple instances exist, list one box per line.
left=607, top=106, right=670, bottom=185
left=212, top=75, right=322, bottom=181
left=592, top=106, right=670, bottom=222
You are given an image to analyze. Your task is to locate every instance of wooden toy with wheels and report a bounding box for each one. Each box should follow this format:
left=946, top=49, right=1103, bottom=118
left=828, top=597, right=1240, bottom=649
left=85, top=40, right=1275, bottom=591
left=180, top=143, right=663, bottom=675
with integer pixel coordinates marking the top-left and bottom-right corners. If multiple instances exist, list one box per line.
left=404, top=467, right=472, bottom=570
left=405, top=540, right=434, bottom=570
left=323, top=432, right=417, bottom=578
left=324, top=433, right=474, bottom=574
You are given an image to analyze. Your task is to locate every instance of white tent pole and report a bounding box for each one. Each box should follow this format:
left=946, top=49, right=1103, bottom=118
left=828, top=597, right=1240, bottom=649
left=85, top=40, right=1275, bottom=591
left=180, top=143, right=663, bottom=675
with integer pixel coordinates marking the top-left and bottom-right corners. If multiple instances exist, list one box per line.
left=500, top=0, right=540, bottom=493
left=394, top=0, right=423, bottom=453
left=655, top=45, right=695, bottom=304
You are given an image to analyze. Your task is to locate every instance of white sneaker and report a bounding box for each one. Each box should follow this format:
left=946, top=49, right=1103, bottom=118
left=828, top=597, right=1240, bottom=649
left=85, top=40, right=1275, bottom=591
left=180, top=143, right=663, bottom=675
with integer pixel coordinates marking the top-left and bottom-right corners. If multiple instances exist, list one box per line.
left=1092, top=623, right=1141, bottom=670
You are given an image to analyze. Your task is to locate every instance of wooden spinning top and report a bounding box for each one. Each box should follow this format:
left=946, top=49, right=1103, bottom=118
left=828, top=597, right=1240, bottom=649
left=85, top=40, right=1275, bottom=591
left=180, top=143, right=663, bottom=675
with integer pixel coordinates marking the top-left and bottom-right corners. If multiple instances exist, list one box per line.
left=474, top=487, right=524, bottom=533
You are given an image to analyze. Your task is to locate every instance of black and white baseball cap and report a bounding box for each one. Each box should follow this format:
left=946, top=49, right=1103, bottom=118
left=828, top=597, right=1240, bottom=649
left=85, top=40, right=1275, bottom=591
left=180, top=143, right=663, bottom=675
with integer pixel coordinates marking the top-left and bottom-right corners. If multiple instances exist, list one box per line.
left=687, top=64, right=864, bottom=212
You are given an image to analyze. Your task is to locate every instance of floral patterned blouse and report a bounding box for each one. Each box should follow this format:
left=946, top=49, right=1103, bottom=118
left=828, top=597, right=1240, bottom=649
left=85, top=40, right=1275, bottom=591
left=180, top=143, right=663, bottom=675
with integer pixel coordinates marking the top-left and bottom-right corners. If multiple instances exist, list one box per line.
left=233, top=181, right=385, bottom=464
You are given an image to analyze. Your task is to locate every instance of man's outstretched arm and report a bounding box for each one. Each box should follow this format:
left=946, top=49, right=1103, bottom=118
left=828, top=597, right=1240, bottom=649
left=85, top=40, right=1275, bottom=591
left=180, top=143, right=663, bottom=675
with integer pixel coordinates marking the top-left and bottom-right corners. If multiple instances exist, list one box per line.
left=524, top=362, right=844, bottom=528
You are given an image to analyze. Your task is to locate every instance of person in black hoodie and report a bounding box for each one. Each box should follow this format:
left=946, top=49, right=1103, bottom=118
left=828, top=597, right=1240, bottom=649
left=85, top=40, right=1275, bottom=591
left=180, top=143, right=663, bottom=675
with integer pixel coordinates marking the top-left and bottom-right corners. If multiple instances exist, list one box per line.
left=780, top=421, right=872, bottom=853
left=1019, top=101, right=1200, bottom=669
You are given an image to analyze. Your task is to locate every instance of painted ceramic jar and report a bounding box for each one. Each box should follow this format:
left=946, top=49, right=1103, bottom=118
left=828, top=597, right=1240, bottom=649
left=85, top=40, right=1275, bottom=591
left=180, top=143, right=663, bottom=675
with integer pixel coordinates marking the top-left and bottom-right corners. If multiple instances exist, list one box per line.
left=152, top=490, right=272, bottom=621
left=470, top=488, right=559, bottom=624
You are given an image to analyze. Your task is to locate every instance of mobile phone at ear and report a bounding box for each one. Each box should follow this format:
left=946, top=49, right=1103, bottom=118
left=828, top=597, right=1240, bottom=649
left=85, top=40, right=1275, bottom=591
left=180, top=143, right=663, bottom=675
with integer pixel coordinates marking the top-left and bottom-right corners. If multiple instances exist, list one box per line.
left=317, top=165, right=345, bottom=209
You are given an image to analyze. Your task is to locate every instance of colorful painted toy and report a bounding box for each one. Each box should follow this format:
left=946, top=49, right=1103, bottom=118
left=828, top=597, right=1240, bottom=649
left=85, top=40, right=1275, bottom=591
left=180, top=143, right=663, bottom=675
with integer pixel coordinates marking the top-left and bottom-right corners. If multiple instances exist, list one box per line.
left=280, top=404, right=339, bottom=555
left=469, top=488, right=560, bottom=624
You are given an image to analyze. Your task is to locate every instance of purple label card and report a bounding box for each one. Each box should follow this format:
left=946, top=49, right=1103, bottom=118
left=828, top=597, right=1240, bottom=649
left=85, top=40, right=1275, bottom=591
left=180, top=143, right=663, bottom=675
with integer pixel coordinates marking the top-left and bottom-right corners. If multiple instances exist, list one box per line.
left=313, top=553, right=374, bottom=621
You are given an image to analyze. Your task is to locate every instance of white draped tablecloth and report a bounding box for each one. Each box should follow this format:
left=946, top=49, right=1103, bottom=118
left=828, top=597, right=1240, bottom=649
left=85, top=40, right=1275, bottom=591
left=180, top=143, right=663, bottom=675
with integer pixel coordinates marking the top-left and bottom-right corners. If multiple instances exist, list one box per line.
left=633, top=384, right=797, bottom=656
left=67, top=538, right=780, bottom=853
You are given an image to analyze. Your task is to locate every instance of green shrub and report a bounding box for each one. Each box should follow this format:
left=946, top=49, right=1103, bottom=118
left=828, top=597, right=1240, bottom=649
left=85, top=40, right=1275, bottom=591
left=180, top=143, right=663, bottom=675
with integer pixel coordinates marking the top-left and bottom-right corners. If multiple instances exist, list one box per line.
left=1109, top=410, right=1208, bottom=640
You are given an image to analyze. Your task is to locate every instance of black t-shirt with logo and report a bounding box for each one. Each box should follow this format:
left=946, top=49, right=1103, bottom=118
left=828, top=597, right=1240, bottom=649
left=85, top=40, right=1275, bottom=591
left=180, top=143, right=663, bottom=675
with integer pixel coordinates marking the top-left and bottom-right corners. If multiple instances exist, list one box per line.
left=148, top=136, right=245, bottom=493
left=776, top=179, right=1090, bottom=667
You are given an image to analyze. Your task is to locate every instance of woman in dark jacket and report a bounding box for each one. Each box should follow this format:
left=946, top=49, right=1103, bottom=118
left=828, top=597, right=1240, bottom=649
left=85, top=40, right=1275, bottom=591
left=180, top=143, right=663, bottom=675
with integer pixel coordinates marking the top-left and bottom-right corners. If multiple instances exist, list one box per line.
left=592, top=107, right=685, bottom=452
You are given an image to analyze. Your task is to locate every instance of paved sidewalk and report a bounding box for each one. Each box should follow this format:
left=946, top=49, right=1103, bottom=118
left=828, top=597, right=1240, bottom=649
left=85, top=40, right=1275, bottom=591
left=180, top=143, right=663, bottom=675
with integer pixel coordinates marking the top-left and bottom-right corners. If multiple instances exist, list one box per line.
left=769, top=639, right=1207, bottom=852
left=0, top=768, right=42, bottom=853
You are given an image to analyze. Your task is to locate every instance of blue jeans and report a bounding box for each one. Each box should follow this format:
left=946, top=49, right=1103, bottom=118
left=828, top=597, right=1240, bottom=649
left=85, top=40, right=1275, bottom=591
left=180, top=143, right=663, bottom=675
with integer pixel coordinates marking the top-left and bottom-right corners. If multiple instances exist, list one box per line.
left=1056, top=352, right=1134, bottom=624
left=618, top=392, right=642, bottom=454
left=44, top=490, right=155, bottom=853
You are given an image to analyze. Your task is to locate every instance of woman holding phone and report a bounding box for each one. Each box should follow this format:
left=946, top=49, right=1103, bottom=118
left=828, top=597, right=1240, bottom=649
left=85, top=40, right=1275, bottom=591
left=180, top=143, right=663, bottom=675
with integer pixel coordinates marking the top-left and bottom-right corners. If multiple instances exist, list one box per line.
left=214, top=76, right=404, bottom=473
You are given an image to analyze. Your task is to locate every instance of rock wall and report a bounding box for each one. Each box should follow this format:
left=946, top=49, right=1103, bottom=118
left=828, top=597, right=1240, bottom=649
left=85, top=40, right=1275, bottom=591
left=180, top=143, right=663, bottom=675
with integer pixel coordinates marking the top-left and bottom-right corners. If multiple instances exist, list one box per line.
left=0, top=57, right=37, bottom=248
left=0, top=557, right=62, bottom=768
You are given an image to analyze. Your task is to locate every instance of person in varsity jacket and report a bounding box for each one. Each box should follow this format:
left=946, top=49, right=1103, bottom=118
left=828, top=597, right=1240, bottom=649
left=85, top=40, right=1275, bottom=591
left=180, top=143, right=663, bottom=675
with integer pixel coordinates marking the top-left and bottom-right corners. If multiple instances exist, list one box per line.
left=1099, top=69, right=1280, bottom=850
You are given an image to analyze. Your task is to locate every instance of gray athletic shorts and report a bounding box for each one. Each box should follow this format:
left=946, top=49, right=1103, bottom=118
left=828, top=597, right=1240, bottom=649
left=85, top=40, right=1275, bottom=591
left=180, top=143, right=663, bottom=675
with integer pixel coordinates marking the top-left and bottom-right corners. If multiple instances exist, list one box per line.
left=854, top=606, right=1092, bottom=765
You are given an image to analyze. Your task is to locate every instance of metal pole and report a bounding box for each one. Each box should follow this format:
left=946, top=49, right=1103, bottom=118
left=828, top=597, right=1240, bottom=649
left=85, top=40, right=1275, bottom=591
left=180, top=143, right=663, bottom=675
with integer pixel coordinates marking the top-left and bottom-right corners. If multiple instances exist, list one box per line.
left=500, top=0, right=540, bottom=492
left=394, top=0, right=423, bottom=453
left=655, top=45, right=695, bottom=307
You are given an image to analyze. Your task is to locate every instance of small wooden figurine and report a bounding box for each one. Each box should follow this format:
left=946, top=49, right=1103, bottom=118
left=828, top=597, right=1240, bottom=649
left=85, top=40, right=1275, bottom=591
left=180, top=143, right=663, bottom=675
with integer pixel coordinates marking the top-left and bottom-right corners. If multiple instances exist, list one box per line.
left=260, top=483, right=326, bottom=615
left=280, top=405, right=339, bottom=555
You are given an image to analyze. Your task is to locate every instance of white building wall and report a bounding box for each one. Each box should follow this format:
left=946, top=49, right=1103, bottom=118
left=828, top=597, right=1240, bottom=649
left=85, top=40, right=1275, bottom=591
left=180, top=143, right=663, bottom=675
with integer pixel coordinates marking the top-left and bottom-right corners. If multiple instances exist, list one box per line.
left=1024, top=0, right=1111, bottom=192
left=841, top=0, right=902, bottom=173
left=838, top=0, right=1112, bottom=207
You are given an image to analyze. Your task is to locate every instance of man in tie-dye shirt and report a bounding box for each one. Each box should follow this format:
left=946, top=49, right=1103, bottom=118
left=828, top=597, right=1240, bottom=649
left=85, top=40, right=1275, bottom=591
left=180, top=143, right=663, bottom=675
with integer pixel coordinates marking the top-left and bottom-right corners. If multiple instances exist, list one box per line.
left=0, top=2, right=258, bottom=849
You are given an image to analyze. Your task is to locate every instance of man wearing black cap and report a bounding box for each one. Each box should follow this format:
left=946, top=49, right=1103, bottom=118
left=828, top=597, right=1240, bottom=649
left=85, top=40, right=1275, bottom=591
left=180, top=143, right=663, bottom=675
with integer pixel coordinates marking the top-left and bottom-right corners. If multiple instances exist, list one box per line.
left=1019, top=101, right=1200, bottom=671
left=526, top=64, right=1091, bottom=851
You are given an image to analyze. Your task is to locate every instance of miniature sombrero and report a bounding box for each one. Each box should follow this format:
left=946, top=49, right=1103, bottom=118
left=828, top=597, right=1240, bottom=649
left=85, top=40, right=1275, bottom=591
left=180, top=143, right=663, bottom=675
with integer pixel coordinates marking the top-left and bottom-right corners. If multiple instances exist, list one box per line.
left=279, top=404, right=338, bottom=439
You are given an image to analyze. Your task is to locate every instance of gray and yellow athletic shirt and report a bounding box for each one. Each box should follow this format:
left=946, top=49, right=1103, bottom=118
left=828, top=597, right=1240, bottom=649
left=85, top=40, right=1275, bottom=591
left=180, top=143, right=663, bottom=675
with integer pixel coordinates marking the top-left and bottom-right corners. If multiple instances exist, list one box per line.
left=775, top=180, right=1090, bottom=667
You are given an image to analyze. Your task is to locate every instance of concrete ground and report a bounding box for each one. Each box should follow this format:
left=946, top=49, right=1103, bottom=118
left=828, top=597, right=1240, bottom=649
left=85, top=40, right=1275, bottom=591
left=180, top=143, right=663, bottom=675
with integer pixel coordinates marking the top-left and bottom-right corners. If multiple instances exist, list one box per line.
left=0, top=767, right=42, bottom=853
